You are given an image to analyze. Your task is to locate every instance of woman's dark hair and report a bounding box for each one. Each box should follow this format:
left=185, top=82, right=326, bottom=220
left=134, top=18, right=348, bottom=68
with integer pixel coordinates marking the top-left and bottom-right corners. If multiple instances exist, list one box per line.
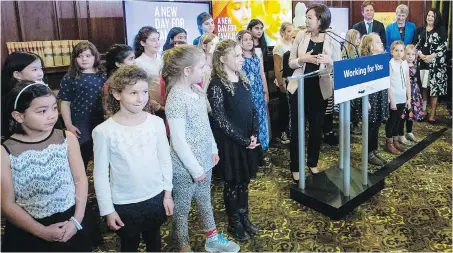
left=247, top=19, right=268, bottom=63
left=68, top=41, right=105, bottom=79
left=133, top=26, right=159, bottom=57
left=306, top=3, right=332, bottom=32
left=197, top=12, right=212, bottom=35
left=2, top=81, right=54, bottom=137
left=105, top=44, right=134, bottom=77
left=1, top=52, right=44, bottom=98
left=425, top=8, right=444, bottom=30
left=163, top=27, right=187, bottom=51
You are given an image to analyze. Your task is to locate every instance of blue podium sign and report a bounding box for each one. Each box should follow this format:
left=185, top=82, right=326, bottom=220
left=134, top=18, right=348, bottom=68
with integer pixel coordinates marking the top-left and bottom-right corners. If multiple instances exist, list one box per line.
left=333, top=53, right=390, bottom=104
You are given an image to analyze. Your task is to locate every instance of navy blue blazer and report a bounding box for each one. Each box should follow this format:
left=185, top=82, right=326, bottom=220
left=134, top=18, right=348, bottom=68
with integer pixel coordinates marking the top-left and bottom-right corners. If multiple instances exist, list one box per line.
left=352, top=20, right=386, bottom=49
left=385, top=21, right=416, bottom=51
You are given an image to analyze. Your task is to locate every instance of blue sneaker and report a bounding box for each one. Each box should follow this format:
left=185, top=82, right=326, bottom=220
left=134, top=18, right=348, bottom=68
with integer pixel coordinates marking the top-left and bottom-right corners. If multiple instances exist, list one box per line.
left=205, top=233, right=240, bottom=252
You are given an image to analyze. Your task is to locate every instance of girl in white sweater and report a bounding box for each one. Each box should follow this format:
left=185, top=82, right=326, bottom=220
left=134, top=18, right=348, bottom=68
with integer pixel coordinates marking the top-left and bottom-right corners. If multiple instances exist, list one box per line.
left=93, top=65, right=173, bottom=252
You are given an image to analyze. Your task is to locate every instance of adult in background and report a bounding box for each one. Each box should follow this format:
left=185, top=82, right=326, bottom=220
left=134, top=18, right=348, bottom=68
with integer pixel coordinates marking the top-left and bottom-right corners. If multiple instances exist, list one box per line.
left=352, top=1, right=386, bottom=49
left=385, top=4, right=416, bottom=52
left=273, top=22, right=294, bottom=144
left=412, top=9, right=448, bottom=123
left=193, top=12, right=215, bottom=46
left=288, top=4, right=341, bottom=182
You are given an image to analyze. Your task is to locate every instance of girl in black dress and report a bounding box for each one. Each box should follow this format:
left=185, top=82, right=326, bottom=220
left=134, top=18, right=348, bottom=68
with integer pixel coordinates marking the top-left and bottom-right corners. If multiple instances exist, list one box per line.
left=207, top=39, right=260, bottom=242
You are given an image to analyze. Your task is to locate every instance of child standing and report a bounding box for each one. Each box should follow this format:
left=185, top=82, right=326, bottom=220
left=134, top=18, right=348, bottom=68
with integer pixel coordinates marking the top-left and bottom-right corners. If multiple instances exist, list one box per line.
left=208, top=39, right=260, bottom=241
left=134, top=26, right=165, bottom=116
left=1, top=52, right=46, bottom=140
left=198, top=33, right=219, bottom=92
left=58, top=41, right=106, bottom=168
left=273, top=22, right=293, bottom=144
left=385, top=40, right=411, bottom=155
left=359, top=34, right=390, bottom=166
left=237, top=30, right=269, bottom=151
left=1, top=52, right=44, bottom=97
left=1, top=82, right=93, bottom=251
left=93, top=65, right=173, bottom=252
left=163, top=46, right=240, bottom=253
left=399, top=44, right=424, bottom=143
left=193, top=12, right=215, bottom=46
left=105, top=44, right=135, bottom=78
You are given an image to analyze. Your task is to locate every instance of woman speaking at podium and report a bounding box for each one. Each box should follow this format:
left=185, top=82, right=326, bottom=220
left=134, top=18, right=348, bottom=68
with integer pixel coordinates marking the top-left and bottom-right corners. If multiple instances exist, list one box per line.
left=287, top=4, right=341, bottom=183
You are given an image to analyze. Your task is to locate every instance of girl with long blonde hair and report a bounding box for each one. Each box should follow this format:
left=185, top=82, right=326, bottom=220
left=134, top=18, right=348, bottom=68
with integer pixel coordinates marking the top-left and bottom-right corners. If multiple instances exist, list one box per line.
left=359, top=33, right=389, bottom=166
left=208, top=39, right=260, bottom=242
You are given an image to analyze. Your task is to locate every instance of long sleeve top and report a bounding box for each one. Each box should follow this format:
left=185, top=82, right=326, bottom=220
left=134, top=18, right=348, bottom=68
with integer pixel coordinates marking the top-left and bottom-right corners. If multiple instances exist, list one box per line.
left=207, top=78, right=258, bottom=147
left=135, top=53, right=164, bottom=111
left=166, top=85, right=217, bottom=179
left=92, top=113, right=172, bottom=216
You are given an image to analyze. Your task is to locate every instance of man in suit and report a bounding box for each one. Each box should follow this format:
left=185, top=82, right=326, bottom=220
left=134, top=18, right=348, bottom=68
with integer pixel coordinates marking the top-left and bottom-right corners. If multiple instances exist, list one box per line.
left=352, top=1, right=386, bottom=49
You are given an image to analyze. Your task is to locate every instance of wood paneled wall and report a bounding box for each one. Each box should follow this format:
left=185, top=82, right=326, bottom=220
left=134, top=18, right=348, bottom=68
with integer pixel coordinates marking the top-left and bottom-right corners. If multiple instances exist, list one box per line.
left=1, top=0, right=125, bottom=66
left=2, top=0, right=434, bottom=69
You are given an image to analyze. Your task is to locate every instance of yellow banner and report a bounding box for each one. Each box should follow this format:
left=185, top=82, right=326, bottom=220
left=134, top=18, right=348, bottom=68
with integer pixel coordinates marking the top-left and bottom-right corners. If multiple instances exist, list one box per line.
left=374, top=12, right=396, bottom=28
left=212, top=0, right=292, bottom=45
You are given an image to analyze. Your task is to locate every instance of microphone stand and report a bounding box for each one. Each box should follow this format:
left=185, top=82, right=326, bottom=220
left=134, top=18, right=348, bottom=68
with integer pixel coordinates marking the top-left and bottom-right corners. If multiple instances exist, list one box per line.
left=325, top=30, right=359, bottom=58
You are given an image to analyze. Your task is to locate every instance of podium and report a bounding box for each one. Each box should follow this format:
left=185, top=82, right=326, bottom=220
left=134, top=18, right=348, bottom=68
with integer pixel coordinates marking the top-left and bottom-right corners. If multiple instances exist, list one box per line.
left=289, top=54, right=391, bottom=220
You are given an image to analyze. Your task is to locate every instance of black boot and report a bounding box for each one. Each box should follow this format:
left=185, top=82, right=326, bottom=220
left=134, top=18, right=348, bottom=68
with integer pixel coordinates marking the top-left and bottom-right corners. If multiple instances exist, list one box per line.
left=224, top=183, right=250, bottom=241
left=238, top=184, right=259, bottom=236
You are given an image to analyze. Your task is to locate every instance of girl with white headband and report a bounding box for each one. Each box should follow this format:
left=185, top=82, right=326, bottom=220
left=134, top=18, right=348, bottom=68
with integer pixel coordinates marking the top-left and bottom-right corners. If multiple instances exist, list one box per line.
left=1, top=81, right=95, bottom=251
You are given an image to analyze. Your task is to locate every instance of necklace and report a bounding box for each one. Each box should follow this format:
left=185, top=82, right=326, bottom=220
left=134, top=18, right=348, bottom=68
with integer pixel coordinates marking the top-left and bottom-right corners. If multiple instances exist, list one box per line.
left=424, top=26, right=433, bottom=47
left=424, top=29, right=428, bottom=47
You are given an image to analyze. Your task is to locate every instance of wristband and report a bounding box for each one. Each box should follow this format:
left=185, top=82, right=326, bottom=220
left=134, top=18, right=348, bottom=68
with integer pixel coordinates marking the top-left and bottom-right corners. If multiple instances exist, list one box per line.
left=164, top=196, right=173, bottom=200
left=70, top=216, right=83, bottom=230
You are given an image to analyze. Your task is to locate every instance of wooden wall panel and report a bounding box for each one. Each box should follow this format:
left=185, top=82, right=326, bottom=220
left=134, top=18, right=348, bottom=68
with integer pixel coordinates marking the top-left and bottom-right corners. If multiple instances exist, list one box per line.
left=16, top=1, right=59, bottom=41
left=1, top=1, right=20, bottom=65
left=74, top=1, right=90, bottom=40
left=55, top=1, right=79, bottom=40
left=408, top=1, right=427, bottom=28
left=87, top=1, right=125, bottom=53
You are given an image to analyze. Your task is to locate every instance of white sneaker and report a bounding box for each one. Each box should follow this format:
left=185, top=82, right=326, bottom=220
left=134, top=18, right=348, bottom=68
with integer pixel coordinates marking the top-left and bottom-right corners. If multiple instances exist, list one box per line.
left=205, top=233, right=240, bottom=253
left=279, top=132, right=290, bottom=144
left=399, top=136, right=413, bottom=146
left=406, top=133, right=419, bottom=143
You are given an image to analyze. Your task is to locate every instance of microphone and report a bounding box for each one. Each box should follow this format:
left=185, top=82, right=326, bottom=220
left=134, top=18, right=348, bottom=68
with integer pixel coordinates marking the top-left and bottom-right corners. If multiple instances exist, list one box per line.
left=325, top=30, right=359, bottom=58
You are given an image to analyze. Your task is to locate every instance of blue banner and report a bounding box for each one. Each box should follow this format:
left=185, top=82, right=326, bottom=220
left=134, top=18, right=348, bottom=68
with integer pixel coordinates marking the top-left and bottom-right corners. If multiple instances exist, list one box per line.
left=333, top=53, right=390, bottom=104
left=334, top=53, right=390, bottom=90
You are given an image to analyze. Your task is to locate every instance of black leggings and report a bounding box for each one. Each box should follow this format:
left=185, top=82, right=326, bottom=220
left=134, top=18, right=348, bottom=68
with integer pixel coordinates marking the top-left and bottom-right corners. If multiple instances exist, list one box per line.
left=276, top=90, right=290, bottom=134
left=80, top=140, right=93, bottom=169
left=114, top=192, right=166, bottom=252
left=385, top=103, right=405, bottom=138
left=368, top=121, right=381, bottom=152
left=399, top=118, right=413, bottom=135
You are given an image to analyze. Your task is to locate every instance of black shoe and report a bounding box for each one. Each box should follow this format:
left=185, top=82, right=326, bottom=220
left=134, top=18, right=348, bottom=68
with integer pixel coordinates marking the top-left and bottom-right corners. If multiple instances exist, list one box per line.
left=227, top=217, right=250, bottom=241
left=238, top=185, right=259, bottom=236
left=224, top=184, right=250, bottom=241
left=323, top=132, right=338, bottom=146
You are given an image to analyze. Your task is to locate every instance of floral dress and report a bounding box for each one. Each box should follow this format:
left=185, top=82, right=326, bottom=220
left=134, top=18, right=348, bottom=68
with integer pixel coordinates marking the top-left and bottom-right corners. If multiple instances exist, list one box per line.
left=408, top=65, right=425, bottom=121
left=242, top=56, right=269, bottom=150
left=413, top=26, right=448, bottom=96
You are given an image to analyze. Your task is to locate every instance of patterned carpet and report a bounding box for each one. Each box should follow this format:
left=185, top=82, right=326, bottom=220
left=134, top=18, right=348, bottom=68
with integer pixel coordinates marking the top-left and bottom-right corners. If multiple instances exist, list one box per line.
left=2, top=107, right=452, bottom=252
